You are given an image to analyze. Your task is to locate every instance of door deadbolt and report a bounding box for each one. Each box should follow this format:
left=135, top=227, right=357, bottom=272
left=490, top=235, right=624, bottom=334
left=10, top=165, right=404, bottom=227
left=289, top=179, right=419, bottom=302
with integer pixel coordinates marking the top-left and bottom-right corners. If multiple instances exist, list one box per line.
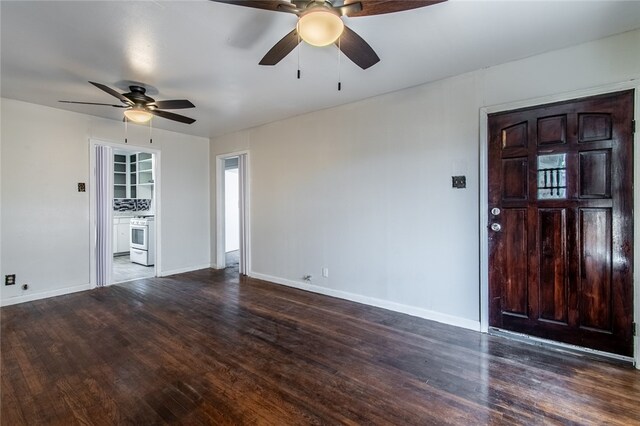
left=491, top=223, right=502, bottom=232
left=491, top=207, right=501, bottom=216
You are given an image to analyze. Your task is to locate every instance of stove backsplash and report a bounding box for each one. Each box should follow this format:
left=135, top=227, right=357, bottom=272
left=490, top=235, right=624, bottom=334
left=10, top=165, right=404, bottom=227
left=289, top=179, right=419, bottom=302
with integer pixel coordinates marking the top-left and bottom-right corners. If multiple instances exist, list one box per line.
left=113, top=199, right=152, bottom=212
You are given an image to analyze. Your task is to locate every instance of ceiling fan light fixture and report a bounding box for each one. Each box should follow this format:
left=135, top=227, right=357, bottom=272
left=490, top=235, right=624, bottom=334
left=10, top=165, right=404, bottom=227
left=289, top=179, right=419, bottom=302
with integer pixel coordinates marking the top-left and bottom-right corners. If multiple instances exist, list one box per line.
left=297, top=9, right=344, bottom=47
left=124, top=106, right=153, bottom=123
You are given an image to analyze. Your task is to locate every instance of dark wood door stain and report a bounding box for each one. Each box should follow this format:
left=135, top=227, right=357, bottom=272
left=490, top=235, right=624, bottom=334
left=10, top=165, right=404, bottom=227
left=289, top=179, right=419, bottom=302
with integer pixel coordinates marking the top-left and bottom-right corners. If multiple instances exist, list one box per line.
left=488, top=90, right=634, bottom=356
left=2, top=267, right=640, bottom=425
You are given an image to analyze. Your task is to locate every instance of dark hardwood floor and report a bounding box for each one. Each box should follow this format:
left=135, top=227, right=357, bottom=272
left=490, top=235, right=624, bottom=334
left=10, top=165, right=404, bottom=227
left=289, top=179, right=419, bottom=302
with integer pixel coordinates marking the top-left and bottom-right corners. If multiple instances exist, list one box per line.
left=2, top=266, right=639, bottom=425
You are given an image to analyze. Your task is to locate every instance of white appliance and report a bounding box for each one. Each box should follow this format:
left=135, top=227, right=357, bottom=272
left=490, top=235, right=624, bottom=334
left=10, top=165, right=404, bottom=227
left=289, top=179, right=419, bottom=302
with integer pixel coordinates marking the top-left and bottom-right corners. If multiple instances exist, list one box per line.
left=130, top=216, right=155, bottom=266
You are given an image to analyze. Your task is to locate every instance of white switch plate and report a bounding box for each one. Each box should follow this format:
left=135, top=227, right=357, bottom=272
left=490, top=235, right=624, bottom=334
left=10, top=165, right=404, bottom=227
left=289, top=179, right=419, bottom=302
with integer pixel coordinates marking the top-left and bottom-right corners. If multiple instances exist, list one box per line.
left=322, top=268, right=329, bottom=278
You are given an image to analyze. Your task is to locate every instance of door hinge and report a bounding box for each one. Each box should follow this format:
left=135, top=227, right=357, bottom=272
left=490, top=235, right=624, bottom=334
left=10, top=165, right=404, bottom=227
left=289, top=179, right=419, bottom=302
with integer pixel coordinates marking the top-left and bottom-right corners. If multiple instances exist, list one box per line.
left=633, top=120, right=636, bottom=134
left=634, top=322, right=637, bottom=336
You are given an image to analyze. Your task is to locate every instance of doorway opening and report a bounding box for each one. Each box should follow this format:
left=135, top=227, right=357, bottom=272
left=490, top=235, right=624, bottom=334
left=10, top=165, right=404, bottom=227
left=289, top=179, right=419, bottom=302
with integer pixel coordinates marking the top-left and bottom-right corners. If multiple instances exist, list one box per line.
left=91, top=141, right=160, bottom=287
left=224, top=157, right=240, bottom=269
left=216, top=152, right=249, bottom=275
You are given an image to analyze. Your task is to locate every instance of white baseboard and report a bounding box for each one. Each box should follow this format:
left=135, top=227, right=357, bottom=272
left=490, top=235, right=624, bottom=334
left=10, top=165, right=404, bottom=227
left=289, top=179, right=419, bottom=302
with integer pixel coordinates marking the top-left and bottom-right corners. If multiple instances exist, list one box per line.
left=159, top=263, right=214, bottom=277
left=249, top=272, right=481, bottom=332
left=1, top=283, right=92, bottom=307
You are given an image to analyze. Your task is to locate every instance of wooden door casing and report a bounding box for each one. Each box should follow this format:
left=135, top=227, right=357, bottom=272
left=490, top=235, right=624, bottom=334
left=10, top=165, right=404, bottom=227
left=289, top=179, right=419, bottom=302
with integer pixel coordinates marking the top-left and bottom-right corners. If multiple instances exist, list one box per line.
left=488, top=90, right=634, bottom=356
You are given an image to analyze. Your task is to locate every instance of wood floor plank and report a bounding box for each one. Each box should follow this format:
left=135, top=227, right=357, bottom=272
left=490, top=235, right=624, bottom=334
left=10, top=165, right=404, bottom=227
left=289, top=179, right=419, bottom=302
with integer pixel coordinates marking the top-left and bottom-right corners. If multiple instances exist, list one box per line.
left=2, top=266, right=639, bottom=425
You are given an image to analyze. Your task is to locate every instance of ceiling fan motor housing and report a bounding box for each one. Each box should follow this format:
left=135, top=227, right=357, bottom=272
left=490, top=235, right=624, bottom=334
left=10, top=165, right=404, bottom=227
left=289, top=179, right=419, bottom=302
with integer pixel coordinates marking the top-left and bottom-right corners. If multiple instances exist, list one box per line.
left=125, top=85, right=155, bottom=107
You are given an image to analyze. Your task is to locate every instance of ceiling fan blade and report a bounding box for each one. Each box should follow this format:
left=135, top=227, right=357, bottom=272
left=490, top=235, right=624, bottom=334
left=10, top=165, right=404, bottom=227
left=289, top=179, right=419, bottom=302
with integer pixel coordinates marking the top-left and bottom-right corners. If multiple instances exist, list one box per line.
left=59, top=100, right=126, bottom=108
left=209, top=0, right=297, bottom=13
left=335, top=1, right=362, bottom=16
left=89, top=81, right=132, bottom=104
left=342, top=0, right=445, bottom=17
left=259, top=28, right=301, bottom=66
left=151, top=100, right=195, bottom=110
left=150, top=109, right=196, bottom=124
left=336, top=26, right=380, bottom=70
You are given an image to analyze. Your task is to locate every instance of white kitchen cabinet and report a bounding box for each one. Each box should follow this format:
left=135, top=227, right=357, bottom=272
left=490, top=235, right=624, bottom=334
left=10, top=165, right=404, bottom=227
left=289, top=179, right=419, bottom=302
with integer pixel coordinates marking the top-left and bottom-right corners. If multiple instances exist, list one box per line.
left=130, top=153, right=154, bottom=200
left=113, top=218, right=132, bottom=254
left=114, top=154, right=128, bottom=198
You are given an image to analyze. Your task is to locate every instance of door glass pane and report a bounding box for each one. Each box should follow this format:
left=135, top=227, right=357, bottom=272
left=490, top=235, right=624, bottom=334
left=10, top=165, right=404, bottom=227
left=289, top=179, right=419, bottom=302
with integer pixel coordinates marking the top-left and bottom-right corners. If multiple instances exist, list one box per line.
left=114, top=186, right=126, bottom=198
left=537, top=153, right=566, bottom=200
left=114, top=173, right=126, bottom=185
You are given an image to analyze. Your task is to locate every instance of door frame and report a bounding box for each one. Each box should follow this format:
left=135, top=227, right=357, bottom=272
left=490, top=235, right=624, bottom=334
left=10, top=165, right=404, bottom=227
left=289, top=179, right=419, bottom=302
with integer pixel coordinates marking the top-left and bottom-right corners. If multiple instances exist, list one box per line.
left=479, top=81, right=640, bottom=368
left=89, top=138, right=162, bottom=287
left=215, top=150, right=250, bottom=274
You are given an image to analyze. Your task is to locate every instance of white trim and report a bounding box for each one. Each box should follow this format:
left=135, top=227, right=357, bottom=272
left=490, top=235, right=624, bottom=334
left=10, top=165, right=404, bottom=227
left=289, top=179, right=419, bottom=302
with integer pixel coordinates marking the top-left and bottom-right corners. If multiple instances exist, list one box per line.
left=479, top=108, right=490, bottom=334
left=478, top=79, right=640, bottom=368
left=158, top=263, right=213, bottom=277
left=89, top=139, right=162, bottom=287
left=238, top=154, right=249, bottom=275
left=250, top=272, right=481, bottom=332
left=215, top=150, right=251, bottom=273
left=1, top=283, right=92, bottom=307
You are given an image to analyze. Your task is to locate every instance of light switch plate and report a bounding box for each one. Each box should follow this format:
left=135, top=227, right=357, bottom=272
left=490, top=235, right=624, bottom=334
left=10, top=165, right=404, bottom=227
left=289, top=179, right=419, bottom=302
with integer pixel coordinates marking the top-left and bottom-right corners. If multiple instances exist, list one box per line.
left=452, top=176, right=466, bottom=189
left=78, top=182, right=86, bottom=192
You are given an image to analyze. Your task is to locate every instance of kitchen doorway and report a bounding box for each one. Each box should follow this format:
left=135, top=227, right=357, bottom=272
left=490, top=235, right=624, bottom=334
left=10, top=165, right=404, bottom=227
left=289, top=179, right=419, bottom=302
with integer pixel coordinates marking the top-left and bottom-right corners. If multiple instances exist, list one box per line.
left=90, top=140, right=160, bottom=287
left=216, top=151, right=249, bottom=275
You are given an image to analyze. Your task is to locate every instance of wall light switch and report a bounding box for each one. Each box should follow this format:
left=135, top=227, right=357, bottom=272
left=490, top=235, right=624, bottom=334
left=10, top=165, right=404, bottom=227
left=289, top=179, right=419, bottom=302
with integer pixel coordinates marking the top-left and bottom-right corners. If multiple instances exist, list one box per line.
left=78, top=183, right=86, bottom=192
left=5, top=274, right=16, bottom=286
left=322, top=268, right=329, bottom=278
left=452, top=176, right=466, bottom=189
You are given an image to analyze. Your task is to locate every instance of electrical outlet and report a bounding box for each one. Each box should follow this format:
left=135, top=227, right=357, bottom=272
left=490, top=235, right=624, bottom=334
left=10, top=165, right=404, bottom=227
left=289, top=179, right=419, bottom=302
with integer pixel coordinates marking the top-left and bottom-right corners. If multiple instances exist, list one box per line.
left=322, top=268, right=329, bottom=278
left=5, top=274, right=15, bottom=286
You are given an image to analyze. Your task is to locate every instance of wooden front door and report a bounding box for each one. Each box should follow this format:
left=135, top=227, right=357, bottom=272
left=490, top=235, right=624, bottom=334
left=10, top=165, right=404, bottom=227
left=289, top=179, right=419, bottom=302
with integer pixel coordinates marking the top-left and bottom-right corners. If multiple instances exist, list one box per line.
left=488, top=90, right=634, bottom=356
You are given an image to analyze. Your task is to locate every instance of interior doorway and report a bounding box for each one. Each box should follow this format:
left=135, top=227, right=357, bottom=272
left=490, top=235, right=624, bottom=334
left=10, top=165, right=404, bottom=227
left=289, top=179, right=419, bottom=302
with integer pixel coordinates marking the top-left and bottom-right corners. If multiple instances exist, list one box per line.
left=224, top=157, right=240, bottom=268
left=90, top=141, right=160, bottom=287
left=216, top=152, right=249, bottom=275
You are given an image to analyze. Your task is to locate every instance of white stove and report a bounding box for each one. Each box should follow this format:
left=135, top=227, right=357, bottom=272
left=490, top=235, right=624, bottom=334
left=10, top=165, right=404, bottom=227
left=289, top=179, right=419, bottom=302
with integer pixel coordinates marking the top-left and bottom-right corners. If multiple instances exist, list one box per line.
left=131, top=216, right=154, bottom=226
left=130, top=216, right=155, bottom=266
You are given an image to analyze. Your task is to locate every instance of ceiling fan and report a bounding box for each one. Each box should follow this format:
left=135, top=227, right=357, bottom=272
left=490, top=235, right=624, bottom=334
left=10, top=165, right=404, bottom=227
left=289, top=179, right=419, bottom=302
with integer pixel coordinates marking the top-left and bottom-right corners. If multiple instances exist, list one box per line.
left=60, top=81, right=196, bottom=124
left=211, top=0, right=445, bottom=69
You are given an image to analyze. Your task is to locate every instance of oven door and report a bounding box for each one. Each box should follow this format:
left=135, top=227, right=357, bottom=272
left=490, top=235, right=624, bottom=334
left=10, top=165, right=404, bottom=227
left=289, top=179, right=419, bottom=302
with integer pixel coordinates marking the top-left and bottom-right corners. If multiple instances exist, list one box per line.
left=130, top=224, right=148, bottom=250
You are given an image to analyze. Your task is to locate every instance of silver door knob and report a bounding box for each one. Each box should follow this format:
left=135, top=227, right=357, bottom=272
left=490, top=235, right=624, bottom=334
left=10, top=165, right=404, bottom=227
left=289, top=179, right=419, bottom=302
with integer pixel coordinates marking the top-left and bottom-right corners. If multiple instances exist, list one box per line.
left=491, top=223, right=502, bottom=232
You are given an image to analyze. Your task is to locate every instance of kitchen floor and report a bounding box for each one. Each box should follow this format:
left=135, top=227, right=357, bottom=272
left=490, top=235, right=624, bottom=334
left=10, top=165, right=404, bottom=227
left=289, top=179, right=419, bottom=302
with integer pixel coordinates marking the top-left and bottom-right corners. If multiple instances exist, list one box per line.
left=225, top=250, right=239, bottom=268
left=113, top=254, right=154, bottom=283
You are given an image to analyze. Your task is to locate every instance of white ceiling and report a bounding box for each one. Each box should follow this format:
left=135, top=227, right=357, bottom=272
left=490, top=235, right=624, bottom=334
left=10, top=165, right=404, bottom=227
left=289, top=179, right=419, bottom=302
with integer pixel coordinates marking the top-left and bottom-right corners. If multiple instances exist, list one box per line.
left=2, top=1, right=640, bottom=139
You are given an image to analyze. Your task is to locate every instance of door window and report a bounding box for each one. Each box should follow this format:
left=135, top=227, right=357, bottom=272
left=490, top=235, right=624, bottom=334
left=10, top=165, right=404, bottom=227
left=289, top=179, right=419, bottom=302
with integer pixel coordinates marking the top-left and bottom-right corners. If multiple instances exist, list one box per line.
left=537, top=153, right=566, bottom=200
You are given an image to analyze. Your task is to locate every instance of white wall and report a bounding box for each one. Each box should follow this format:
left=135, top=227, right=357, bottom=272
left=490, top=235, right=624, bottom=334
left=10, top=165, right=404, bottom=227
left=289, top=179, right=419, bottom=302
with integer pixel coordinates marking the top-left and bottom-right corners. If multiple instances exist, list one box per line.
left=210, top=29, right=640, bottom=329
left=0, top=99, right=210, bottom=305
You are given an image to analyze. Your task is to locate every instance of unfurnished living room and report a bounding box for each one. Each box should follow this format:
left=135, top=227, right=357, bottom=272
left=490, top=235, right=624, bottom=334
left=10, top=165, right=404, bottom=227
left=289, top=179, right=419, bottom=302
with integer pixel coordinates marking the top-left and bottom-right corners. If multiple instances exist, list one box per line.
left=1, top=1, right=640, bottom=424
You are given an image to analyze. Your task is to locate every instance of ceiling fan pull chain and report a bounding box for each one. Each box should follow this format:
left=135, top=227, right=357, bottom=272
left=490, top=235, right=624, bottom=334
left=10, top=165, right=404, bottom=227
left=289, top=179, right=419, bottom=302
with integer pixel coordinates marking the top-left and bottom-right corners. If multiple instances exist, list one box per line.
left=338, top=35, right=342, bottom=91
left=297, top=28, right=301, bottom=79
left=149, top=117, right=153, bottom=144
left=125, top=117, right=128, bottom=144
